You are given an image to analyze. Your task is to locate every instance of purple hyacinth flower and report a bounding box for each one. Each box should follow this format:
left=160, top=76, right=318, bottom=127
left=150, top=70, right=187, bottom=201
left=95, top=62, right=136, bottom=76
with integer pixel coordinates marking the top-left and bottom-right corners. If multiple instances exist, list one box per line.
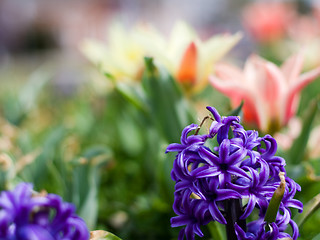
left=167, top=106, right=303, bottom=240
left=0, top=183, right=89, bottom=240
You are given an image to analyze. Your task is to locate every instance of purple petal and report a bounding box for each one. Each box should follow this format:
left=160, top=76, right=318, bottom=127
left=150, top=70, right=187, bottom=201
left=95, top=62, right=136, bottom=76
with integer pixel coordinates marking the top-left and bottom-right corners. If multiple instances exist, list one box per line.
left=16, top=225, right=55, bottom=240
left=289, top=219, right=299, bottom=240
left=240, top=194, right=257, bottom=219
left=206, top=106, right=221, bottom=122
left=198, top=147, right=220, bottom=166
left=209, top=122, right=224, bottom=136
left=234, top=223, right=254, bottom=240
left=171, top=216, right=191, bottom=227
left=227, top=148, right=247, bottom=165
left=216, top=189, right=241, bottom=201
left=219, top=139, right=231, bottom=162
left=209, top=202, right=226, bottom=224
left=181, top=124, right=198, bottom=145
left=166, top=143, right=185, bottom=153
left=192, top=166, right=220, bottom=178
left=285, top=199, right=303, bottom=213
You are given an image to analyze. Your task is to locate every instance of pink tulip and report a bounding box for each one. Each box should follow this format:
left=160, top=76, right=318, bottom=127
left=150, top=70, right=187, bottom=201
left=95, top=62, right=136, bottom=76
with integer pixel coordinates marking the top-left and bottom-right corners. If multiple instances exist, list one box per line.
left=209, top=53, right=320, bottom=133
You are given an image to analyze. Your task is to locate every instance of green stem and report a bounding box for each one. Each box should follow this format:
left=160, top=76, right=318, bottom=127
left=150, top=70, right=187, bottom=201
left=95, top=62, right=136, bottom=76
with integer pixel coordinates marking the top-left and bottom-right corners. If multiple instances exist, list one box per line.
left=207, top=221, right=225, bottom=240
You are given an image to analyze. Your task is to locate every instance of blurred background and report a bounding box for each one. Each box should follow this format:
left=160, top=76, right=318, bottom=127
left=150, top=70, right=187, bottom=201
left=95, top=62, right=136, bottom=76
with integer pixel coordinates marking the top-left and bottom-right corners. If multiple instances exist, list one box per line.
left=0, top=0, right=252, bottom=106
left=0, top=0, right=250, bottom=68
left=1, top=0, right=318, bottom=87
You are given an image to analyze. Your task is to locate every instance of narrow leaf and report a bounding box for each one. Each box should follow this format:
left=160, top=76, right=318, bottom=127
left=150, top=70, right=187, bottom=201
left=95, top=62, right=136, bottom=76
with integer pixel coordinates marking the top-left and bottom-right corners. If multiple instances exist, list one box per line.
left=264, top=172, right=286, bottom=230
left=115, top=82, right=148, bottom=113
left=289, top=98, right=319, bottom=164
left=294, top=193, right=320, bottom=228
left=228, top=100, right=244, bottom=117
left=311, top=233, right=320, bottom=240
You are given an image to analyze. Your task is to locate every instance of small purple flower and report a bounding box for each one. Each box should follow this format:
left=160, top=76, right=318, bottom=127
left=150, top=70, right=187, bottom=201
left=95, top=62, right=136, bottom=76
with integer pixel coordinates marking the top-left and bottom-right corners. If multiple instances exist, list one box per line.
left=166, top=106, right=303, bottom=240
left=0, top=183, right=89, bottom=240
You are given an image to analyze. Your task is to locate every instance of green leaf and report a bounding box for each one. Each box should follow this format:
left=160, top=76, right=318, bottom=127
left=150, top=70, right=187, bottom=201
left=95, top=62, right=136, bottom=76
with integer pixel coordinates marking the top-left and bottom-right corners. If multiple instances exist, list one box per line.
left=142, top=57, right=195, bottom=142
left=19, top=126, right=66, bottom=187
left=228, top=101, right=243, bottom=118
left=73, top=146, right=112, bottom=229
left=264, top=172, right=286, bottom=230
left=19, top=65, right=51, bottom=112
left=294, top=193, right=320, bottom=228
left=90, top=230, right=122, bottom=240
left=289, top=98, right=319, bottom=165
left=144, top=57, right=156, bottom=76
left=116, top=115, right=144, bottom=156
left=311, top=233, right=320, bottom=240
left=115, top=82, right=148, bottom=113
left=3, top=95, right=25, bottom=125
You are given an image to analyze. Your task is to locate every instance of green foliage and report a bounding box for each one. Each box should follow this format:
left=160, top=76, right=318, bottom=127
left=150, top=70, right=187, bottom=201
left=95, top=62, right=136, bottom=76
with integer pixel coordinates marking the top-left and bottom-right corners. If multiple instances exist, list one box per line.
left=1, top=53, right=320, bottom=240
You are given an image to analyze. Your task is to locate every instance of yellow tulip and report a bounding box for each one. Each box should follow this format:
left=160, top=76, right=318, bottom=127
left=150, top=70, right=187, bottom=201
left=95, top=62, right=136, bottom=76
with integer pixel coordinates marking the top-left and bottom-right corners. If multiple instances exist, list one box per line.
left=81, top=23, right=146, bottom=82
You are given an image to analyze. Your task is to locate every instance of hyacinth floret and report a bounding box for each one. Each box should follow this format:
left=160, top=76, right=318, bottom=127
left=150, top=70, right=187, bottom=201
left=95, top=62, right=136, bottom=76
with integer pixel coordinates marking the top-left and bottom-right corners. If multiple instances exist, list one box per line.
left=166, top=106, right=302, bottom=240
left=0, top=182, right=89, bottom=240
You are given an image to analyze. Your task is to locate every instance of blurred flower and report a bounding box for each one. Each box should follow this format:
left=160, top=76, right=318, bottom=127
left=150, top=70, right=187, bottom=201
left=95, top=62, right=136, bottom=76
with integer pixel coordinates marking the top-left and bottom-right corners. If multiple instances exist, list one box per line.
left=285, top=14, right=320, bottom=70
left=245, top=1, right=320, bottom=71
left=81, top=23, right=146, bottom=82
left=139, top=21, right=241, bottom=95
left=82, top=21, right=241, bottom=95
left=242, top=1, right=294, bottom=43
left=210, top=53, right=320, bottom=133
left=0, top=182, right=89, bottom=240
left=166, top=106, right=302, bottom=240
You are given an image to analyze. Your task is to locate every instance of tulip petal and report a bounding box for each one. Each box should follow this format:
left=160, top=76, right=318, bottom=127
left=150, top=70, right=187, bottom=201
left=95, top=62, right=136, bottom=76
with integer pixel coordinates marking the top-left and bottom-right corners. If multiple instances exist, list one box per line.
left=195, top=33, right=242, bottom=93
left=281, top=52, right=304, bottom=85
left=284, top=66, right=320, bottom=124
left=210, top=74, right=266, bottom=130
left=177, top=42, right=197, bottom=84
